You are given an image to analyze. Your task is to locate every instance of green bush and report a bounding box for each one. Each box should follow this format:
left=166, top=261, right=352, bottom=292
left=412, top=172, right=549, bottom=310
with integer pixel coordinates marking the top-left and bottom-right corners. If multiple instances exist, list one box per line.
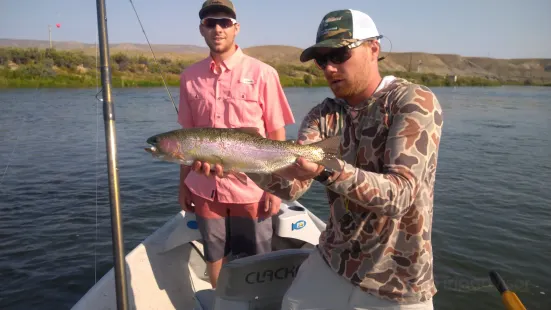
left=1, top=47, right=549, bottom=89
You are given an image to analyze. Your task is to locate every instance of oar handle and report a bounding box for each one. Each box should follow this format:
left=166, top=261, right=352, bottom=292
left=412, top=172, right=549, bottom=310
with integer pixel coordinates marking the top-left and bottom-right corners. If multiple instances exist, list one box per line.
left=489, top=270, right=527, bottom=310
left=489, top=270, right=509, bottom=294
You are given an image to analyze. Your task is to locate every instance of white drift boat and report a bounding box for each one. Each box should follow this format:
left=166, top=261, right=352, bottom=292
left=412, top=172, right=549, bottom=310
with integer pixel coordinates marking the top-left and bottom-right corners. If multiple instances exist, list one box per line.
left=72, top=201, right=326, bottom=310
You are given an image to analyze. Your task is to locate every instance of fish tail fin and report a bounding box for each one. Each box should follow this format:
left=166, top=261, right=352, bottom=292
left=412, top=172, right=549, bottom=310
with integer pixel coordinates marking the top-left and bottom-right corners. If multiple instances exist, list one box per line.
left=311, top=135, right=341, bottom=157
left=311, top=136, right=342, bottom=171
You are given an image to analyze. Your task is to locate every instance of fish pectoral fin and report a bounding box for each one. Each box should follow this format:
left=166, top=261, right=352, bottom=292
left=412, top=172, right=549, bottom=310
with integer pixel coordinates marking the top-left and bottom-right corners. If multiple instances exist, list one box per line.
left=167, top=150, right=186, bottom=162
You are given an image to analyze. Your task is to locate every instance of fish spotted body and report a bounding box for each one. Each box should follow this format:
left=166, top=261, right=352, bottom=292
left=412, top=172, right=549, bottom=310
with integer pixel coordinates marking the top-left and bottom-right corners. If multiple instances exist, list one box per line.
left=145, top=127, right=341, bottom=177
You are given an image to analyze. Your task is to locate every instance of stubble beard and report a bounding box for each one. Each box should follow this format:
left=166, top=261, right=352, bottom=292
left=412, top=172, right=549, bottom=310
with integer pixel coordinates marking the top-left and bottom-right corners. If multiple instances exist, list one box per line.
left=208, top=37, right=234, bottom=54
left=331, top=76, right=368, bottom=100
left=330, top=63, right=371, bottom=101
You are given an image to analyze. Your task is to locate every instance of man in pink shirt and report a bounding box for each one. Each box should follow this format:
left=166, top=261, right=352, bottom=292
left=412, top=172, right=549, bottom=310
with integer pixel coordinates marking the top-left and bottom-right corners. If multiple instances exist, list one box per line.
left=177, top=0, right=295, bottom=288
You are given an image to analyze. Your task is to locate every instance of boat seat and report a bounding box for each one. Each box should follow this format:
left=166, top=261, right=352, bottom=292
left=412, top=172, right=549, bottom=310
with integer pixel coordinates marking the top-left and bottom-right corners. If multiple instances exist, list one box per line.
left=193, top=248, right=313, bottom=310
left=194, top=289, right=215, bottom=310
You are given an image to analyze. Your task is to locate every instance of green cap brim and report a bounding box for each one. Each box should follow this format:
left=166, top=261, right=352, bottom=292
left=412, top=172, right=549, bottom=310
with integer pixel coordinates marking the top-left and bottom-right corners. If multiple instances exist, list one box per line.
left=299, top=38, right=360, bottom=62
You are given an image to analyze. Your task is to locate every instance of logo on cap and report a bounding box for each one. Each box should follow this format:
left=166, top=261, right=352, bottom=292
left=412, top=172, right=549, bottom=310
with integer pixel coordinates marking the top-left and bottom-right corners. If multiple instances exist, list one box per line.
left=324, top=16, right=342, bottom=23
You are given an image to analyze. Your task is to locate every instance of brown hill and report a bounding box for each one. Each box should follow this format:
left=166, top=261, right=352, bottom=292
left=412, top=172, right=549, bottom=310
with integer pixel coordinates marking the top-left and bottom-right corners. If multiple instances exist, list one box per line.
left=0, top=38, right=209, bottom=61
left=0, top=39, right=209, bottom=54
left=242, top=45, right=303, bottom=64
left=1, top=38, right=550, bottom=83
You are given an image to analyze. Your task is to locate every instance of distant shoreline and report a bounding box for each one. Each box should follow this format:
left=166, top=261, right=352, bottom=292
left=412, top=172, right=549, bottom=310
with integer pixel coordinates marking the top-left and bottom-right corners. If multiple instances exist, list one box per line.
left=3, top=74, right=549, bottom=89
left=2, top=71, right=549, bottom=89
left=1, top=47, right=550, bottom=89
left=2, top=78, right=550, bottom=89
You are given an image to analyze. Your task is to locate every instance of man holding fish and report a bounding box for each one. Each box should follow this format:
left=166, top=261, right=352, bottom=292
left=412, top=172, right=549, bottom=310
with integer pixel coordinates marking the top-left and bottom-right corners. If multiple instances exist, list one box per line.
left=179, top=8, right=444, bottom=310
left=175, top=0, right=295, bottom=288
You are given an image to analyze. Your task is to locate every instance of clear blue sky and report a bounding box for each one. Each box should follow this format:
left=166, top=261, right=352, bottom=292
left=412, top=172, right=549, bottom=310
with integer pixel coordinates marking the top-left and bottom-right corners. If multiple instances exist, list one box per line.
left=1, top=0, right=550, bottom=59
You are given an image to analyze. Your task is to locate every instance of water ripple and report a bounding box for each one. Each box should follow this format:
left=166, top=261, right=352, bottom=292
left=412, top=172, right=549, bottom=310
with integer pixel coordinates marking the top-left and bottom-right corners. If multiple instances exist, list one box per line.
left=1, top=86, right=550, bottom=310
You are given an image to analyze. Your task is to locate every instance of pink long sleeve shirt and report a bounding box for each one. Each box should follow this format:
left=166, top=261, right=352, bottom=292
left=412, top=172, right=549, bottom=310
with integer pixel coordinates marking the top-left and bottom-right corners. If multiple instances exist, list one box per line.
left=178, top=46, right=295, bottom=204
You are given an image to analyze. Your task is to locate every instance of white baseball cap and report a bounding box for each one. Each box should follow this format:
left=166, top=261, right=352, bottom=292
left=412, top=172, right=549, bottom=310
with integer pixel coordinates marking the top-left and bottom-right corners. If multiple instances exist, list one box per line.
left=300, top=9, right=382, bottom=62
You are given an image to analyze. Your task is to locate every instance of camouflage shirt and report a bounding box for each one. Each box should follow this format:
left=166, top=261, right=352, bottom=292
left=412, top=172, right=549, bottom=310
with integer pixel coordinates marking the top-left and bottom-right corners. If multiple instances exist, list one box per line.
left=250, top=77, right=443, bottom=304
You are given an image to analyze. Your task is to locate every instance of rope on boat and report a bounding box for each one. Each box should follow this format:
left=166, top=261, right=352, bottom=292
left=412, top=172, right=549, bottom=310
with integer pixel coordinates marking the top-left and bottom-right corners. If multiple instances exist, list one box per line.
left=127, top=0, right=178, bottom=114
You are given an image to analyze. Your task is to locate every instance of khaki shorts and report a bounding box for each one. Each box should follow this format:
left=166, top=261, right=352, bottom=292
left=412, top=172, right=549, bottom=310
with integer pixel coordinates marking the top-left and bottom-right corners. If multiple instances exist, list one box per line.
left=281, top=249, right=434, bottom=310
left=191, top=193, right=273, bottom=262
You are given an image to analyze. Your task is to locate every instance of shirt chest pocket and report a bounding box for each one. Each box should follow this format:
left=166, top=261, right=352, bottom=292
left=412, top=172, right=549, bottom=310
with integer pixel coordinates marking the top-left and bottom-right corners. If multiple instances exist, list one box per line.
left=227, top=83, right=261, bottom=126
left=187, top=90, right=212, bottom=127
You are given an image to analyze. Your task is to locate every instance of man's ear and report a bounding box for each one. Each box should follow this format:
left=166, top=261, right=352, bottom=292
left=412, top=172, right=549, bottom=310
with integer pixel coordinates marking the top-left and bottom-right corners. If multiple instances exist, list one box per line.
left=369, top=42, right=380, bottom=62
left=234, top=23, right=240, bottom=35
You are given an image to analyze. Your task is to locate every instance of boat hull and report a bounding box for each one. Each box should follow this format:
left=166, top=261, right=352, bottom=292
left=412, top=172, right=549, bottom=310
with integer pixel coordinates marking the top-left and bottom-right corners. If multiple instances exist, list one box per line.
left=72, top=201, right=326, bottom=310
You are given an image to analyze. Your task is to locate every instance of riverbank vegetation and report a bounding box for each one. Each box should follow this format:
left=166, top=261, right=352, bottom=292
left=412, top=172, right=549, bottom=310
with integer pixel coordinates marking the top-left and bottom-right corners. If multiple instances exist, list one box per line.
left=1, top=47, right=549, bottom=89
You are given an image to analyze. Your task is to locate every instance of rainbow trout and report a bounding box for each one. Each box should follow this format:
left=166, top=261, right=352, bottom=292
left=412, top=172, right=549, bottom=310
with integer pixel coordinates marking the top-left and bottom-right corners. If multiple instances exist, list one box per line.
left=144, top=127, right=341, bottom=183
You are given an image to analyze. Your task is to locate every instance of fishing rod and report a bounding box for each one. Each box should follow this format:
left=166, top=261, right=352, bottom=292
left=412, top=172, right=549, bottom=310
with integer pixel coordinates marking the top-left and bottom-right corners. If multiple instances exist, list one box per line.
left=127, top=0, right=178, bottom=114
left=95, top=0, right=129, bottom=309
left=489, top=270, right=527, bottom=310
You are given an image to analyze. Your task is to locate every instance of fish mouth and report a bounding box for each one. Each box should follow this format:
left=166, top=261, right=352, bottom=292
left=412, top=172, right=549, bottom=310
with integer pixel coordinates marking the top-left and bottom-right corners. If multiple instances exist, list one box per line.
left=144, top=146, right=157, bottom=154
left=144, top=146, right=163, bottom=159
left=145, top=135, right=160, bottom=156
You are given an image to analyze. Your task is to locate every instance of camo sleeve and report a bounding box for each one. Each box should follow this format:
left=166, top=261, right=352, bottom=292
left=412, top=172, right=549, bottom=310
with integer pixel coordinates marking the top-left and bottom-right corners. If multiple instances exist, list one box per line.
left=324, top=85, right=443, bottom=218
left=248, top=100, right=340, bottom=201
left=248, top=172, right=313, bottom=202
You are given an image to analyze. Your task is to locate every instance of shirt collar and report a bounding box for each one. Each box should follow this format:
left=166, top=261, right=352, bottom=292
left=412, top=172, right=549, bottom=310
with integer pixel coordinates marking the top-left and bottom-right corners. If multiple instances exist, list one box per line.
left=209, top=45, right=243, bottom=73
left=342, top=76, right=400, bottom=112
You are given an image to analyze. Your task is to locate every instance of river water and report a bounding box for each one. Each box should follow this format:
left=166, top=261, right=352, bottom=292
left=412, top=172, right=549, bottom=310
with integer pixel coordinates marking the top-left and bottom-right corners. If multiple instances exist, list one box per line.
left=1, top=85, right=550, bottom=309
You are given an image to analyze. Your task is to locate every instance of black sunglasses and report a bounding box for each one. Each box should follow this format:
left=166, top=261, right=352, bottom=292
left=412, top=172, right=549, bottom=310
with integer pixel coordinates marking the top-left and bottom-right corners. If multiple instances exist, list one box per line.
left=201, top=17, right=237, bottom=29
left=313, top=39, right=372, bottom=69
left=314, top=48, right=352, bottom=70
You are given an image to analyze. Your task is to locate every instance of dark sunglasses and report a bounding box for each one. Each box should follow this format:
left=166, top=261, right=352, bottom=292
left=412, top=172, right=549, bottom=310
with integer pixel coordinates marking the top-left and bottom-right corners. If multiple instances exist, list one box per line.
left=201, top=17, right=237, bottom=29
left=313, top=39, right=370, bottom=69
